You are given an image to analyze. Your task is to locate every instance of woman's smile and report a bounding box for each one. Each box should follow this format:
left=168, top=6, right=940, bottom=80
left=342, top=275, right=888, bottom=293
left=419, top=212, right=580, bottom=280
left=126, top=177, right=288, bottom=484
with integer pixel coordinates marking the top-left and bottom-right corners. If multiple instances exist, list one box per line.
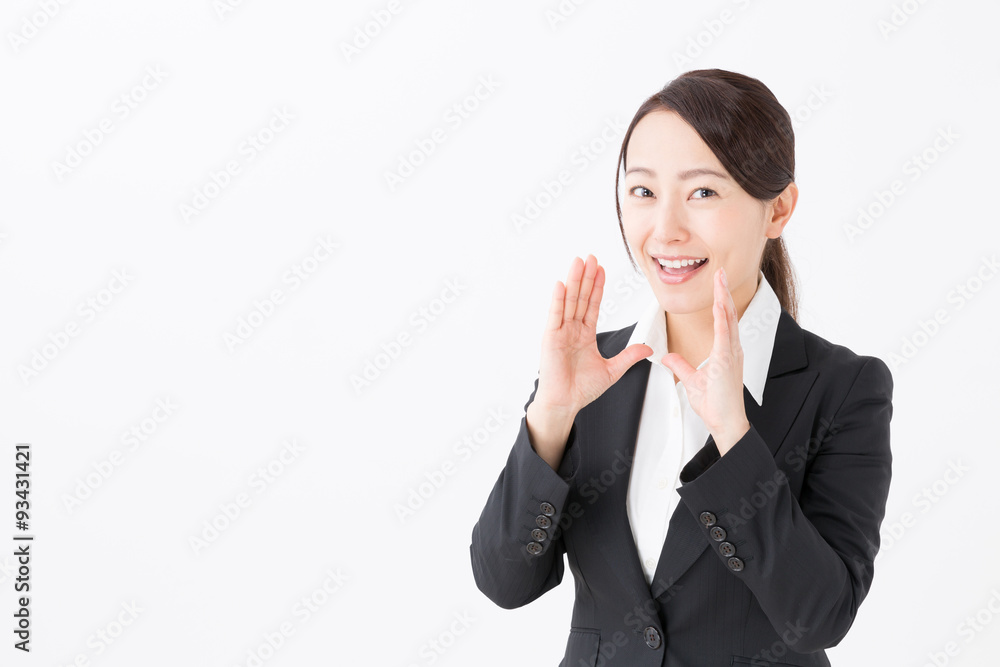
left=651, top=254, right=709, bottom=284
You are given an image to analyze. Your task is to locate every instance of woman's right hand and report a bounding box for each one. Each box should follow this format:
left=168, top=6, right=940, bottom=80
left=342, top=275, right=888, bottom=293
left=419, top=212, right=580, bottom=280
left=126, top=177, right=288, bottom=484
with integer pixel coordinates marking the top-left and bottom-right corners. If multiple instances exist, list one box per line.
left=532, top=254, right=653, bottom=417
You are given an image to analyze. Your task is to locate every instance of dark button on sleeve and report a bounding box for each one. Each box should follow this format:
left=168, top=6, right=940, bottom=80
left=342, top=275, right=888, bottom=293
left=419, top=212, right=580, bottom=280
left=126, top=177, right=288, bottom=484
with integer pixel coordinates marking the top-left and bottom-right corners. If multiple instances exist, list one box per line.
left=539, top=501, right=555, bottom=516
left=535, top=515, right=552, bottom=529
left=718, top=541, right=736, bottom=557
left=531, top=528, right=547, bottom=542
left=699, top=511, right=717, bottom=527
left=526, top=541, right=543, bottom=556
left=709, top=526, right=726, bottom=541
left=727, top=556, right=744, bottom=572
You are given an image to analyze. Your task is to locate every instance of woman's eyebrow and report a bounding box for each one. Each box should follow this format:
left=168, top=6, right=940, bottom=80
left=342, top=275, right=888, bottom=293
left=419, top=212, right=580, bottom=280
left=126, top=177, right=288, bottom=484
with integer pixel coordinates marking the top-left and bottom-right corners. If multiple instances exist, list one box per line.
left=625, top=165, right=731, bottom=181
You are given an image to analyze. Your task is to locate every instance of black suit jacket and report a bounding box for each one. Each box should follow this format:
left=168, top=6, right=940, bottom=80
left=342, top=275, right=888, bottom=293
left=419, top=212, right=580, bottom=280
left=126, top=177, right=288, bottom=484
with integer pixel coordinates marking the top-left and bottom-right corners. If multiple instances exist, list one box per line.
left=469, top=307, right=893, bottom=666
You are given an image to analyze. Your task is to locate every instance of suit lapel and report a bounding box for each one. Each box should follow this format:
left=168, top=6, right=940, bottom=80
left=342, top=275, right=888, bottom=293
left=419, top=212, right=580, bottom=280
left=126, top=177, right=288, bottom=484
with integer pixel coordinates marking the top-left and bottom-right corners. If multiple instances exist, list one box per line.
left=589, top=308, right=818, bottom=603
left=586, top=336, right=654, bottom=607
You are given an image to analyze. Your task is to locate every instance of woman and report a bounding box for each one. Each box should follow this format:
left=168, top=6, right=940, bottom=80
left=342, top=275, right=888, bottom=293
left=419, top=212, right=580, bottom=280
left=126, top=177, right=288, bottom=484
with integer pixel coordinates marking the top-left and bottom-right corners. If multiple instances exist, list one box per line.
left=469, top=69, right=892, bottom=667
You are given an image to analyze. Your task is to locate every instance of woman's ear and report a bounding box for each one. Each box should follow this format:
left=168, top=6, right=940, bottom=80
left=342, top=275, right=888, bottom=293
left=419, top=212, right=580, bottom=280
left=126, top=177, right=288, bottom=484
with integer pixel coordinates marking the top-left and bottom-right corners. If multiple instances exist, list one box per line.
left=766, top=182, right=798, bottom=239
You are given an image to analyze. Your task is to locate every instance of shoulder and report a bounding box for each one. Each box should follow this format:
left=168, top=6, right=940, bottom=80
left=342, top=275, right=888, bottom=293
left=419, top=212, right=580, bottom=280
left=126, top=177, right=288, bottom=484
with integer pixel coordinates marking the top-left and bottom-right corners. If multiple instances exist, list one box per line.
left=795, top=319, right=894, bottom=408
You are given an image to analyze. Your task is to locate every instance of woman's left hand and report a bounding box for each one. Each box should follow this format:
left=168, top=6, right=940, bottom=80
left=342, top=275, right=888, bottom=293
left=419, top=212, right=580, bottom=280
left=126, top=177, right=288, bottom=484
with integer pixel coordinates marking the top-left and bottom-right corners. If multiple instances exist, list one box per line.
left=661, top=266, right=751, bottom=456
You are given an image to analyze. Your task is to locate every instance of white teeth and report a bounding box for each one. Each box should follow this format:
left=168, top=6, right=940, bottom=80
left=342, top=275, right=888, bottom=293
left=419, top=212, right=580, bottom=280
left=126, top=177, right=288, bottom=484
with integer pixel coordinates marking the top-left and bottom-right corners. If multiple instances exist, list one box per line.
left=656, top=257, right=707, bottom=268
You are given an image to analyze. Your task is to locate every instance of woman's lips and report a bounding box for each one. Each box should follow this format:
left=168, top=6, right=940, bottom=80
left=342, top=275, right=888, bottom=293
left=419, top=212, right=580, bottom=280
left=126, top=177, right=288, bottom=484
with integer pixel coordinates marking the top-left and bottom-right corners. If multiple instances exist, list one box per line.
left=653, top=257, right=708, bottom=284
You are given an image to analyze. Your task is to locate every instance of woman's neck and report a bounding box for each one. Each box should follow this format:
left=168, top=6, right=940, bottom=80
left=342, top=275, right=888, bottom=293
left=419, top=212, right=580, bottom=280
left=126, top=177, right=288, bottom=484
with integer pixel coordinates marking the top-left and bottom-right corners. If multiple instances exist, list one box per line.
left=665, top=299, right=750, bottom=379
left=662, top=273, right=759, bottom=380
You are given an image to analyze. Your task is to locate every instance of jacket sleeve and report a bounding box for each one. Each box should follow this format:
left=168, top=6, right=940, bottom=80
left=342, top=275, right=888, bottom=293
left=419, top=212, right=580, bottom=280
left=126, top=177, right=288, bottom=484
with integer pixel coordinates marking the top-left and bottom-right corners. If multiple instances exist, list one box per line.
left=469, top=375, right=581, bottom=609
left=675, top=356, right=893, bottom=653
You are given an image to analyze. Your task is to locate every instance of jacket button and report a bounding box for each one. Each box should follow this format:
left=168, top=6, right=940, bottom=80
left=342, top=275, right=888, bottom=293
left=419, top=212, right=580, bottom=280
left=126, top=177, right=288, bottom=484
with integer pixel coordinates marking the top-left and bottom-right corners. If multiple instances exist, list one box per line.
left=710, top=526, right=727, bottom=541
left=699, top=511, right=717, bottom=527
left=535, top=515, right=552, bottom=529
left=719, top=541, right=736, bottom=557
left=643, top=626, right=662, bottom=649
left=727, top=557, right=744, bottom=572
left=526, top=541, right=542, bottom=556
left=539, top=501, right=555, bottom=516
left=531, top=528, right=547, bottom=542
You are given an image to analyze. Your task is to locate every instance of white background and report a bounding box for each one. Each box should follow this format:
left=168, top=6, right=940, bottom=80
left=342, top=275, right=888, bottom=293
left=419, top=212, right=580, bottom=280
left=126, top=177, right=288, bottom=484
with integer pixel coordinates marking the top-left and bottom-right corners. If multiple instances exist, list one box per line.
left=1, top=0, right=998, bottom=665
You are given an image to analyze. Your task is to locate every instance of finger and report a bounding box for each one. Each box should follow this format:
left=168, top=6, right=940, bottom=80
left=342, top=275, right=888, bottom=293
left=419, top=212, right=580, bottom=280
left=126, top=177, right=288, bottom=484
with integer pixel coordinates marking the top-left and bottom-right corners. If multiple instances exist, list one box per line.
left=727, top=297, right=743, bottom=359
left=563, top=256, right=584, bottom=321
left=711, top=268, right=730, bottom=358
left=545, top=280, right=566, bottom=332
left=722, top=268, right=742, bottom=353
left=661, top=352, right=696, bottom=386
left=575, top=254, right=597, bottom=323
left=582, top=262, right=605, bottom=330
left=722, top=268, right=740, bottom=354
left=608, top=343, right=653, bottom=384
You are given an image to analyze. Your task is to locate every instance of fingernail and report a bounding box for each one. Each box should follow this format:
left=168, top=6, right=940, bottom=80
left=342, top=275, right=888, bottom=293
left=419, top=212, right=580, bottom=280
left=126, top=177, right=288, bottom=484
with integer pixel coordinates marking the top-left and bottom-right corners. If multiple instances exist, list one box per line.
left=721, top=267, right=727, bottom=287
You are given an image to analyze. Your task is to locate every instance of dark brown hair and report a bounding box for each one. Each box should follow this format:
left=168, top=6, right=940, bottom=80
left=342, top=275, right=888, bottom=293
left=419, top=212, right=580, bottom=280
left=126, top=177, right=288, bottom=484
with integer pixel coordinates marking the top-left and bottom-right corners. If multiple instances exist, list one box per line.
left=615, top=68, right=799, bottom=321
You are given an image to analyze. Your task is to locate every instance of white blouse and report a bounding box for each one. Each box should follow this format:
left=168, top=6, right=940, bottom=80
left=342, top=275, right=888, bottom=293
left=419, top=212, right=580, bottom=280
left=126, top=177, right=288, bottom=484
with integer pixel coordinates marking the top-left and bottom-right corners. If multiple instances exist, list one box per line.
left=624, top=270, right=782, bottom=585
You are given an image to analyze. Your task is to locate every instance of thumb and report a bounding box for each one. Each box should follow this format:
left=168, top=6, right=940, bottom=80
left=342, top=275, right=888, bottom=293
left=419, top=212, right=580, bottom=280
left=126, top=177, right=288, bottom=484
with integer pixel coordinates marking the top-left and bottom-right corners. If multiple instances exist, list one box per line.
left=608, top=343, right=653, bottom=384
left=661, top=352, right=695, bottom=385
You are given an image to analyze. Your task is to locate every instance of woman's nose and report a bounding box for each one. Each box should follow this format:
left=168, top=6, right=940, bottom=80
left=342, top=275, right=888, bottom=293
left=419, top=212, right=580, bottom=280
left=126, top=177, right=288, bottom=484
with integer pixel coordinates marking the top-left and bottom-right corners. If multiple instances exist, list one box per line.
left=652, top=200, right=689, bottom=239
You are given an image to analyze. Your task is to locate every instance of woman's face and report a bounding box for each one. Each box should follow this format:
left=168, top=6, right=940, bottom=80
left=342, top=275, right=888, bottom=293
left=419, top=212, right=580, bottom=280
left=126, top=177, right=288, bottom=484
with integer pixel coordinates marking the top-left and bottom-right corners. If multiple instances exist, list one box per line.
left=620, top=109, right=786, bottom=317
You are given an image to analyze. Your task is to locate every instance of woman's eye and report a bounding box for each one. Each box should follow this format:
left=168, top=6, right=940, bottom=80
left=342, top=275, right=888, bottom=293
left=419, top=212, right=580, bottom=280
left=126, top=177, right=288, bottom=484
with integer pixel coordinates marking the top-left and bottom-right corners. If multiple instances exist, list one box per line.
left=692, top=188, right=716, bottom=199
left=629, top=186, right=653, bottom=198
